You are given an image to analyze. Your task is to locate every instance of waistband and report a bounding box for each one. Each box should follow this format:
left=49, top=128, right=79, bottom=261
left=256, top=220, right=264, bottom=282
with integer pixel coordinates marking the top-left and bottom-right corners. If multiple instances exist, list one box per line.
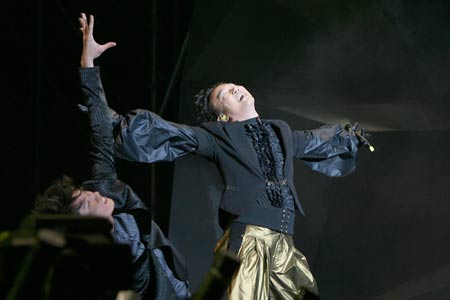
left=234, top=205, right=295, bottom=235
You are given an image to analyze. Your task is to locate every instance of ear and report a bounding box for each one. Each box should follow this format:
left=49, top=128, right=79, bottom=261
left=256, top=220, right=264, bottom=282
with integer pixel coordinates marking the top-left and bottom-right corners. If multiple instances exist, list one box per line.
left=217, top=113, right=229, bottom=122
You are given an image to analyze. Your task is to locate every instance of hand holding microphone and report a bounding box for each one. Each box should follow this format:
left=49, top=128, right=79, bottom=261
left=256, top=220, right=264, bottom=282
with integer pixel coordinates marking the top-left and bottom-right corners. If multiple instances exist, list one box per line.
left=345, top=122, right=375, bottom=152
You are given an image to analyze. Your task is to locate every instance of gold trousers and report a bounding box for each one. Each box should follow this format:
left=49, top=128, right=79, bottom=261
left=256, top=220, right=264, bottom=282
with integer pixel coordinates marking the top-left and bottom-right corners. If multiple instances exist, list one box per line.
left=215, top=224, right=319, bottom=300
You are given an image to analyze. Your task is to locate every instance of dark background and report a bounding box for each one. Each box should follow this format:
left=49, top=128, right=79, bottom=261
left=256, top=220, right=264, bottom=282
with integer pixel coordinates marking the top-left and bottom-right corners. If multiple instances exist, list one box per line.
left=2, top=0, right=449, bottom=299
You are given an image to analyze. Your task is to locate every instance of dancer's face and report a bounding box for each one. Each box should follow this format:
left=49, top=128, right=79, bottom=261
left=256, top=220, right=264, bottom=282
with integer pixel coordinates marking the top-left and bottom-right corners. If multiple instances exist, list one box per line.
left=71, top=190, right=115, bottom=218
left=210, top=83, right=257, bottom=121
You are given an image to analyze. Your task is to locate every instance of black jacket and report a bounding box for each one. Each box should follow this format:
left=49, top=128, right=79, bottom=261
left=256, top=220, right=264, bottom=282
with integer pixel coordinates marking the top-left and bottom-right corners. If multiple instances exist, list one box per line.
left=191, top=118, right=358, bottom=217
left=114, top=100, right=359, bottom=222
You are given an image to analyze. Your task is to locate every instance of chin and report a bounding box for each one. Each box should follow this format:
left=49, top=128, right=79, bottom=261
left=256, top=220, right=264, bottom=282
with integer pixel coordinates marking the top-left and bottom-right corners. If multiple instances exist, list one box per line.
left=109, top=199, right=115, bottom=210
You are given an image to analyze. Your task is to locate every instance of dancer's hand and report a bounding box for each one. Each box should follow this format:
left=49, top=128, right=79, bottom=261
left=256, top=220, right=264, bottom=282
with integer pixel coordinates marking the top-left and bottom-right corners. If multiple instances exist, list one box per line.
left=345, top=122, right=374, bottom=151
left=79, top=13, right=116, bottom=68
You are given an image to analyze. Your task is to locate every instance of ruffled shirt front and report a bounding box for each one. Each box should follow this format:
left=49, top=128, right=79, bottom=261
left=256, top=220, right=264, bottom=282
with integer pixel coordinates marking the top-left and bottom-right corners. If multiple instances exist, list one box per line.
left=244, top=117, right=295, bottom=211
left=232, top=117, right=296, bottom=235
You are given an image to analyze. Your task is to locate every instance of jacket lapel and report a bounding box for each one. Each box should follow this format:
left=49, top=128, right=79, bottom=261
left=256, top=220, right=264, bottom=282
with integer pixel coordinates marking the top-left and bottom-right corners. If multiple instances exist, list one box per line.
left=223, top=122, right=262, bottom=176
left=268, top=120, right=291, bottom=176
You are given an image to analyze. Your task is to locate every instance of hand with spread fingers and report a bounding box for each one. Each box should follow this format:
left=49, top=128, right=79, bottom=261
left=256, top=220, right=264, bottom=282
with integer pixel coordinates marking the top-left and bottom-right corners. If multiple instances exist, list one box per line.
left=79, top=13, right=116, bottom=68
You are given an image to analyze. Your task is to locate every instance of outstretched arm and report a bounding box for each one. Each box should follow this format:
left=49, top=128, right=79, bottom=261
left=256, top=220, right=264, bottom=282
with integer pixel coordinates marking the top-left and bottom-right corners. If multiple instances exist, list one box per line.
left=78, top=13, right=117, bottom=180
left=78, top=16, right=211, bottom=164
left=293, top=123, right=360, bottom=177
left=114, top=109, right=201, bottom=163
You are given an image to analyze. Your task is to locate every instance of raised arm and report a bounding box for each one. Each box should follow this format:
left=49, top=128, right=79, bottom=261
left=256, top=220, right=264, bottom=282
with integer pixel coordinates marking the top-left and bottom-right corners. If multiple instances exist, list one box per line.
left=78, top=13, right=117, bottom=180
left=293, top=123, right=361, bottom=177
left=77, top=13, right=210, bottom=166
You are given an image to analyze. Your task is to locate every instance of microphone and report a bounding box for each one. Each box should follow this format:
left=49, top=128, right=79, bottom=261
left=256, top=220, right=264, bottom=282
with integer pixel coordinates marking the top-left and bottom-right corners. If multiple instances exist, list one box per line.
left=345, top=123, right=375, bottom=152
left=356, top=130, right=375, bottom=152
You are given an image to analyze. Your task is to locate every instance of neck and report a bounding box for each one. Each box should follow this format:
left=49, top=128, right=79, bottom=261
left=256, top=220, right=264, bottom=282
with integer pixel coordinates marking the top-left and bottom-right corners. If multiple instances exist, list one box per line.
left=106, top=215, right=115, bottom=231
left=229, top=111, right=259, bottom=122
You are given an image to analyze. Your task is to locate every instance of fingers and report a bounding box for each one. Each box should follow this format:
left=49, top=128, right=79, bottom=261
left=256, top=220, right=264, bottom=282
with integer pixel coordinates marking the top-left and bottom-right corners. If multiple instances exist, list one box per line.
left=89, top=14, right=94, bottom=35
left=78, top=12, right=117, bottom=59
left=78, top=13, right=93, bottom=34
left=78, top=12, right=87, bottom=32
left=103, top=42, right=117, bottom=50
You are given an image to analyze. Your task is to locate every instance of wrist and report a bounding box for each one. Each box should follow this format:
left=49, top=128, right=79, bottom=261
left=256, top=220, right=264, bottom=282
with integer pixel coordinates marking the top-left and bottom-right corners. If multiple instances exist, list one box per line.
left=80, top=57, right=94, bottom=68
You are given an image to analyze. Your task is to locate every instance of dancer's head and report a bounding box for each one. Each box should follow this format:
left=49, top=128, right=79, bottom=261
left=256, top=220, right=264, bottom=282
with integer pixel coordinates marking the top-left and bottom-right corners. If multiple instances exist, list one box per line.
left=194, top=83, right=258, bottom=123
left=33, top=175, right=114, bottom=219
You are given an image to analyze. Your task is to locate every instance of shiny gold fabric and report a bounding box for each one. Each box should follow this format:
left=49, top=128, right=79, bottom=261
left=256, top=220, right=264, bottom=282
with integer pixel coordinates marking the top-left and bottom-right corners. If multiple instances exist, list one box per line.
left=215, top=225, right=319, bottom=300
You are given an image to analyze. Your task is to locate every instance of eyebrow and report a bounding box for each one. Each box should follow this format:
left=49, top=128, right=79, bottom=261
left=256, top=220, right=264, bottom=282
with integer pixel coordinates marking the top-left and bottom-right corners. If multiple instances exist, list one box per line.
left=70, top=198, right=84, bottom=213
left=71, top=192, right=87, bottom=211
left=217, top=88, right=226, bottom=100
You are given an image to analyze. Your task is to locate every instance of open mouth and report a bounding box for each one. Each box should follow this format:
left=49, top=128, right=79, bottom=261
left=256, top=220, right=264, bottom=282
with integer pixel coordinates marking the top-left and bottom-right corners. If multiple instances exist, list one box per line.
left=239, top=94, right=245, bottom=102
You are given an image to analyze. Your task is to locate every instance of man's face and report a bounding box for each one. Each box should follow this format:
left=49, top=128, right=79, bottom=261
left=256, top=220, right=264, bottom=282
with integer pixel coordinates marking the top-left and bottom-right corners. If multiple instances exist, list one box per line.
left=71, top=190, right=115, bottom=218
left=210, top=83, right=256, bottom=121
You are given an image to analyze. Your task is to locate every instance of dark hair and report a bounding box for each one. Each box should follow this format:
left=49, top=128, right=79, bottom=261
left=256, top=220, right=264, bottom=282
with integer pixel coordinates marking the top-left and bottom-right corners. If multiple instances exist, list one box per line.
left=33, top=175, right=81, bottom=214
left=193, top=82, right=224, bottom=123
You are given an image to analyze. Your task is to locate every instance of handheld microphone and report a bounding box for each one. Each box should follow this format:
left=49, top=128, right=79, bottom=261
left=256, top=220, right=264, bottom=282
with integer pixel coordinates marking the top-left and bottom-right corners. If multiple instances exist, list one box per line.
left=345, top=123, right=375, bottom=152
left=355, top=130, right=375, bottom=152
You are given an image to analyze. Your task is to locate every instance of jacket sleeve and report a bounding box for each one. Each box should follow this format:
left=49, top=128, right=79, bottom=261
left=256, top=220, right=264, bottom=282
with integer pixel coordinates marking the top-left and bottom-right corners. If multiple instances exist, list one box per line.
left=293, top=124, right=359, bottom=177
left=114, top=109, right=200, bottom=163
left=79, top=66, right=117, bottom=180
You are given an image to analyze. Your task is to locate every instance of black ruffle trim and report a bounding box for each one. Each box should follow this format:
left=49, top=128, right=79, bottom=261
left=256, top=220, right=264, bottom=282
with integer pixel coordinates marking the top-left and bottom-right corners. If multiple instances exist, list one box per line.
left=245, top=120, right=295, bottom=211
